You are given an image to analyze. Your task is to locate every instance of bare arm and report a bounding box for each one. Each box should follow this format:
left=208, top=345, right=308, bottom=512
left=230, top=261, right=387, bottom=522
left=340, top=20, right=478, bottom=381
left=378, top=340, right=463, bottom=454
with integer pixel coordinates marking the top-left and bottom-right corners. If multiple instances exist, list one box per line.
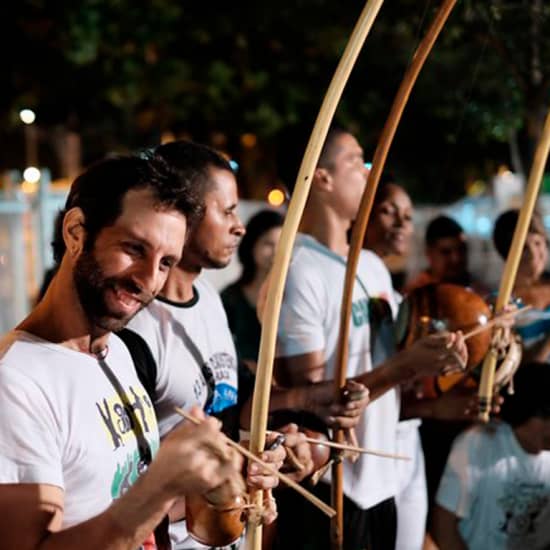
left=431, top=505, right=468, bottom=550
left=239, top=351, right=369, bottom=431
left=241, top=332, right=467, bottom=429
left=273, top=332, right=467, bottom=403
left=0, top=409, right=244, bottom=550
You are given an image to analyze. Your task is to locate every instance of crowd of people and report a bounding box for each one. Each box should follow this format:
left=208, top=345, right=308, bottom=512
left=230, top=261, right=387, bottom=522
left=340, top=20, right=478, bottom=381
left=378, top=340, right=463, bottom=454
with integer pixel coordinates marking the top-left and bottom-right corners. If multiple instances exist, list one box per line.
left=0, top=127, right=549, bottom=550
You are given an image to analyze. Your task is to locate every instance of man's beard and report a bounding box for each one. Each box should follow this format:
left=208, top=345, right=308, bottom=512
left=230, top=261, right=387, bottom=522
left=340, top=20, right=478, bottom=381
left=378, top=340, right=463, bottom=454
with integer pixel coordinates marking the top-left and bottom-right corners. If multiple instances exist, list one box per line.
left=73, top=249, right=152, bottom=332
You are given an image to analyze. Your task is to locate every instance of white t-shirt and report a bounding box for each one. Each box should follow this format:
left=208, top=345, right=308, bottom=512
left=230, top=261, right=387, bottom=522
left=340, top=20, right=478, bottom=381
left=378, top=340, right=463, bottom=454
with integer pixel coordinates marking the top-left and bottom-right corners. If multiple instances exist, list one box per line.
left=277, top=233, right=400, bottom=509
left=437, top=421, right=550, bottom=550
left=127, top=277, right=239, bottom=438
left=0, top=330, right=159, bottom=530
left=127, top=277, right=239, bottom=549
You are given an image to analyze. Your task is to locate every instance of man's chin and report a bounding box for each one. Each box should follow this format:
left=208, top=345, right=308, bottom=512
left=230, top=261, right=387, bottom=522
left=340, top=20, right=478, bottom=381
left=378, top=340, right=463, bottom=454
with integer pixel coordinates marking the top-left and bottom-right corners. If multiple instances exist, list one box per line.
left=203, top=257, right=231, bottom=270
left=94, top=309, right=142, bottom=333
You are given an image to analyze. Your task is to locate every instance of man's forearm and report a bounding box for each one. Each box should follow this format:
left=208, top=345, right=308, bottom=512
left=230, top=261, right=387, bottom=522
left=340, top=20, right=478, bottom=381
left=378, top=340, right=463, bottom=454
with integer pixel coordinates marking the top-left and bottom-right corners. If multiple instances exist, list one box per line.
left=38, top=471, right=175, bottom=550
left=353, top=352, right=416, bottom=401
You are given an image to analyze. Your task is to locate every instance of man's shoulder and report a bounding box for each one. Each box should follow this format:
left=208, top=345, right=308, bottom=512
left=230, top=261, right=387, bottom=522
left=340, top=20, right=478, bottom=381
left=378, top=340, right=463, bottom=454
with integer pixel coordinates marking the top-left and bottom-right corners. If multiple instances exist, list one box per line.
left=0, top=331, right=54, bottom=365
left=289, top=235, right=340, bottom=277
left=195, top=277, right=225, bottom=308
left=127, top=301, right=169, bottom=335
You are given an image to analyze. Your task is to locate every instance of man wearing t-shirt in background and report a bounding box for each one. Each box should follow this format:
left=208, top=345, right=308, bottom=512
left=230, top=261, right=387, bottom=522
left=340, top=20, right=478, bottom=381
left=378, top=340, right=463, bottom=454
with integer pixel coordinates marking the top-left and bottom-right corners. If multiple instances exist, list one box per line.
left=274, top=126, right=468, bottom=550
left=127, top=140, right=320, bottom=549
left=0, top=154, right=245, bottom=550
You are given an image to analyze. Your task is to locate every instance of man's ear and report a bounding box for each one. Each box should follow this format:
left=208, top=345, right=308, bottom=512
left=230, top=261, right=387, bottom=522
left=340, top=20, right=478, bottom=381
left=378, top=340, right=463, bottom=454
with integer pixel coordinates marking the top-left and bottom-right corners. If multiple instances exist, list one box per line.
left=313, top=167, right=332, bottom=192
left=62, top=207, right=87, bottom=259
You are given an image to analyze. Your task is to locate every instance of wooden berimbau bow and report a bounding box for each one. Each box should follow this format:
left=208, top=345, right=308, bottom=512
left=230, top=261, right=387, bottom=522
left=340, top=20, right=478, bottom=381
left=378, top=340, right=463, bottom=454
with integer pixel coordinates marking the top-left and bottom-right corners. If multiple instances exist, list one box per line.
left=332, top=1, right=457, bottom=548
left=478, top=107, right=550, bottom=421
left=244, top=2, right=385, bottom=549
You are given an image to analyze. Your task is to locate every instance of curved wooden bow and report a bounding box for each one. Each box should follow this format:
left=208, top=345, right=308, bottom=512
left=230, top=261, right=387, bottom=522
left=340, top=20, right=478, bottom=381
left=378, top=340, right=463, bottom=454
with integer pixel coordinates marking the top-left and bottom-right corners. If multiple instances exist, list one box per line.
left=244, top=2, right=384, bottom=548
left=478, top=106, right=550, bottom=421
left=332, top=1, right=457, bottom=546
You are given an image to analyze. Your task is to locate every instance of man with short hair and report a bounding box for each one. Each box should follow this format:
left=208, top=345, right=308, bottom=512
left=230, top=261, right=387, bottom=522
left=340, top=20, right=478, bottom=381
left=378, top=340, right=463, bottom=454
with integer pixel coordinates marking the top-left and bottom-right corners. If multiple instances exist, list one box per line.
left=0, top=154, right=244, bottom=550
left=274, top=127, right=468, bottom=549
left=126, top=140, right=298, bottom=549
left=406, top=214, right=486, bottom=294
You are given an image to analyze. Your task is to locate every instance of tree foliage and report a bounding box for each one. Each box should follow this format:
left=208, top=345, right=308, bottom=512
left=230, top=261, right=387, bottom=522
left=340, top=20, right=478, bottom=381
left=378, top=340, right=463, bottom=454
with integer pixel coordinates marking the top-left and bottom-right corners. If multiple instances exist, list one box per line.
left=1, top=0, right=549, bottom=201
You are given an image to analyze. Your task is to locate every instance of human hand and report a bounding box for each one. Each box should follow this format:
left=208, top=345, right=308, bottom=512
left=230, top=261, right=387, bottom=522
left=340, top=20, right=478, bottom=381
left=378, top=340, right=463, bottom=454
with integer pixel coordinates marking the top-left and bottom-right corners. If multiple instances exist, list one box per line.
left=406, top=331, right=468, bottom=379
left=276, top=423, right=315, bottom=482
left=309, top=379, right=370, bottom=429
left=430, top=377, right=503, bottom=421
left=150, top=406, right=244, bottom=501
left=242, top=433, right=285, bottom=492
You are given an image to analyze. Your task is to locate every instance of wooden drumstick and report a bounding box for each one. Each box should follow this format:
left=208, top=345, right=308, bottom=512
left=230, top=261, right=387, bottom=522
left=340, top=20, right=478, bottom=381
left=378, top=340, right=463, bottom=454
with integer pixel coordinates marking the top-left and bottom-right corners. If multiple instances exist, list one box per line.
left=264, top=430, right=410, bottom=461
left=463, top=305, right=533, bottom=341
left=174, top=407, right=335, bottom=518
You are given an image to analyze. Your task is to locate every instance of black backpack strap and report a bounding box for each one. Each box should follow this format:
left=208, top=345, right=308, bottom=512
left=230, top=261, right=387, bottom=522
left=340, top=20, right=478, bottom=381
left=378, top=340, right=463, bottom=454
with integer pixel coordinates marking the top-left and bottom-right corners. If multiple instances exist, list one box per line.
left=116, top=329, right=170, bottom=550
left=116, top=329, right=158, bottom=410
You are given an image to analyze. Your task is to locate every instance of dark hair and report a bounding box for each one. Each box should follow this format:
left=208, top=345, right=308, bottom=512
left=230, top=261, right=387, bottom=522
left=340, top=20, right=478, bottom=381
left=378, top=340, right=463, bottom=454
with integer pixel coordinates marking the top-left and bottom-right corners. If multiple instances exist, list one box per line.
left=153, top=140, right=233, bottom=210
left=318, top=126, right=352, bottom=171
left=492, top=209, right=547, bottom=259
left=52, top=154, right=201, bottom=264
left=373, top=174, right=405, bottom=206
left=425, top=215, right=464, bottom=247
left=500, top=362, right=550, bottom=427
left=238, top=209, right=284, bottom=285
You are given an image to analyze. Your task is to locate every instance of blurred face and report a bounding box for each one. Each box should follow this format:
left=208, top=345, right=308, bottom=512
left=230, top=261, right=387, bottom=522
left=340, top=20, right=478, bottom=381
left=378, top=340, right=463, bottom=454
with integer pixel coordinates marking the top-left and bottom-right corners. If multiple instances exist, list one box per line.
left=426, top=234, right=468, bottom=283
left=366, top=184, right=413, bottom=257
left=326, top=133, right=369, bottom=221
left=74, top=188, right=186, bottom=332
left=184, top=167, right=245, bottom=269
left=252, top=226, right=282, bottom=276
left=518, top=232, right=548, bottom=281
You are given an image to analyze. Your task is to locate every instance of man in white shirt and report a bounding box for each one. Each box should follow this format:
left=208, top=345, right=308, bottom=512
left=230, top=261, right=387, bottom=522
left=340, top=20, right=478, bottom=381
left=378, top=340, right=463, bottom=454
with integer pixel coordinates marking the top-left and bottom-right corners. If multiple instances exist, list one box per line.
left=127, top=141, right=310, bottom=549
left=274, top=126, right=468, bottom=550
left=0, top=154, right=244, bottom=550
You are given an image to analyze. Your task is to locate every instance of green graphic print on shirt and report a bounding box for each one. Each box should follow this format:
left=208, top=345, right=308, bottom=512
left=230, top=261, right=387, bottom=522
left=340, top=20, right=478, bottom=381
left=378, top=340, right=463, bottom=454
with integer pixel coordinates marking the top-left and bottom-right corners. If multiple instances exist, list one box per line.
left=95, top=384, right=159, bottom=499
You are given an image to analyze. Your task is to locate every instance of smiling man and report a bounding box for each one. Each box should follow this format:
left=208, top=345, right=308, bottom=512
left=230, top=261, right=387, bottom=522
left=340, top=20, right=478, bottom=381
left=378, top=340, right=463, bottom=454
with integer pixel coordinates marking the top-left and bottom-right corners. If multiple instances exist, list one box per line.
left=0, top=155, right=245, bottom=550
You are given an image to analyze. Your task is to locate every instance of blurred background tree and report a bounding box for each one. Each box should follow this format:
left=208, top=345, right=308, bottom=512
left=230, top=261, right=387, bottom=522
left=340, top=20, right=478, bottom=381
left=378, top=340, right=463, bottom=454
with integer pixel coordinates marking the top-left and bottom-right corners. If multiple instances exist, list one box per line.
left=0, top=0, right=549, bottom=202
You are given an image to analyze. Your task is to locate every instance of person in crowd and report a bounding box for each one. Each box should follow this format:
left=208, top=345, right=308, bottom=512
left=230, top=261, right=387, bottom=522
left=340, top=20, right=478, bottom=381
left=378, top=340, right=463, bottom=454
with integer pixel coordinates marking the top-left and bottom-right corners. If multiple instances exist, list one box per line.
left=433, top=362, right=550, bottom=550
left=406, top=214, right=488, bottom=295
left=493, top=209, right=550, bottom=362
left=0, top=154, right=246, bottom=550
left=273, top=126, right=468, bottom=550
left=364, top=180, right=489, bottom=550
left=221, top=208, right=284, bottom=369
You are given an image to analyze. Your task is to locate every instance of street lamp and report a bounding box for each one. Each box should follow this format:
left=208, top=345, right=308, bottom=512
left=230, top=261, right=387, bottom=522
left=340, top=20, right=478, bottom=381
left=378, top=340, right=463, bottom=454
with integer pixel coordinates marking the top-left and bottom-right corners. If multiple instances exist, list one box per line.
left=19, top=109, right=38, bottom=167
left=19, top=109, right=36, bottom=125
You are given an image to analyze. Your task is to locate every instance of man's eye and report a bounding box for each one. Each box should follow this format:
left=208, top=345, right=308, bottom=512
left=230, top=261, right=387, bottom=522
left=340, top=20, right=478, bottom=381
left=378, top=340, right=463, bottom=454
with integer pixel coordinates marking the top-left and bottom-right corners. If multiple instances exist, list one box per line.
left=124, top=243, right=143, bottom=255
left=160, top=258, right=175, bottom=270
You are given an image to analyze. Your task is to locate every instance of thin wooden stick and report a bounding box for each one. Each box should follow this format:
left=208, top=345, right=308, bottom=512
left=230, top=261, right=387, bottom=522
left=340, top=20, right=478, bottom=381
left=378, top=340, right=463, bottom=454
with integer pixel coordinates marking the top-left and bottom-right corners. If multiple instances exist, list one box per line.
left=174, top=407, right=336, bottom=518
left=463, top=305, right=533, bottom=341
left=245, top=2, right=385, bottom=548
left=264, top=430, right=410, bottom=460
left=303, top=436, right=410, bottom=460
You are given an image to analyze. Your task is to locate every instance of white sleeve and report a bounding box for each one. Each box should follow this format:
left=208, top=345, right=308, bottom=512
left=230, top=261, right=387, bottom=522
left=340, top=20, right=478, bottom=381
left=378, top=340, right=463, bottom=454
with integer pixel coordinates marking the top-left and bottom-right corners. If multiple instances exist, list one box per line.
left=276, top=260, right=327, bottom=357
left=0, top=368, right=64, bottom=489
left=435, top=430, right=480, bottom=518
